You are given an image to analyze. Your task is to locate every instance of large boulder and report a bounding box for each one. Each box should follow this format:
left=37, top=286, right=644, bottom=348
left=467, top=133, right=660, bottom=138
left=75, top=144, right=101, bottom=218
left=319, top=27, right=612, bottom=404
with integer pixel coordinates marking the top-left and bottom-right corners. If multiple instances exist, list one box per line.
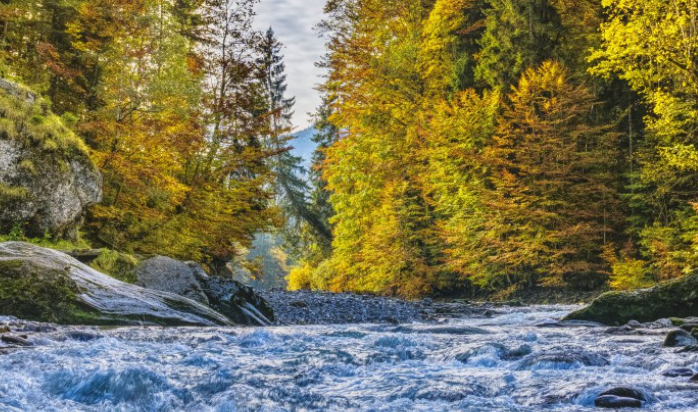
left=200, top=276, right=275, bottom=326
left=0, top=79, right=101, bottom=240
left=135, top=256, right=209, bottom=305
left=134, top=256, right=273, bottom=326
left=565, top=274, right=698, bottom=325
left=0, top=242, right=231, bottom=326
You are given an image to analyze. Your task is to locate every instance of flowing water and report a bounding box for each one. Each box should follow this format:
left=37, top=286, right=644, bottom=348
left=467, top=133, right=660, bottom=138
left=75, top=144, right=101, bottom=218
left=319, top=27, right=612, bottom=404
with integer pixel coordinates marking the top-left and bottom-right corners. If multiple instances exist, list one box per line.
left=1, top=306, right=698, bottom=411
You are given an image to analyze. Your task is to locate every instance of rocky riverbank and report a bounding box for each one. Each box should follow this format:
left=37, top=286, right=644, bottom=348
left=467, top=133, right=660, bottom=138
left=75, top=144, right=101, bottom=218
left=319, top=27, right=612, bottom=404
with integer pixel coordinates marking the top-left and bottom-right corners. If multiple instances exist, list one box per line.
left=259, top=290, right=502, bottom=325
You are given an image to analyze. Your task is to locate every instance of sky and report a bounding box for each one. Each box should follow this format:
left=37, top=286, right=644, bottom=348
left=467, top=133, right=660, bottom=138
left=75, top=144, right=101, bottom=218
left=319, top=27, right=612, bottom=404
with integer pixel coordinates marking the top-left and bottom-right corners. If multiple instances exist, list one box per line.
left=253, top=0, right=328, bottom=130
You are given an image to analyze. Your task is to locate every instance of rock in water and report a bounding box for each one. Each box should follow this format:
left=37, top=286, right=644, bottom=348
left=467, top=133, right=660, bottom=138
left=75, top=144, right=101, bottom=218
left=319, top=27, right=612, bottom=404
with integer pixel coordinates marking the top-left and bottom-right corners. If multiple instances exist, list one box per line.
left=598, top=387, right=647, bottom=402
left=662, top=367, right=694, bottom=377
left=594, top=395, right=642, bottom=408
left=664, top=330, right=698, bottom=347
left=201, top=276, right=275, bottom=326
left=135, top=257, right=209, bottom=305
left=1, top=335, right=32, bottom=346
left=0, top=80, right=101, bottom=240
left=0, top=242, right=232, bottom=326
left=565, top=274, right=698, bottom=325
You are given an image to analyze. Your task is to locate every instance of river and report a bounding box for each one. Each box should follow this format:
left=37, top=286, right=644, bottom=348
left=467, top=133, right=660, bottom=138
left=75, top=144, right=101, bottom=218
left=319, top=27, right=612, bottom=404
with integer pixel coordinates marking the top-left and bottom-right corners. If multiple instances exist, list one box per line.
left=1, top=306, right=697, bottom=411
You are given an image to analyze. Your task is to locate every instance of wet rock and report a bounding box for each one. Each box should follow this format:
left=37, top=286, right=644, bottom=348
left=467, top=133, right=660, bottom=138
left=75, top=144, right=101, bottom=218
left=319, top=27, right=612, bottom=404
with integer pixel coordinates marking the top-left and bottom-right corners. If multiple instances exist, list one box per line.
left=65, top=331, right=103, bottom=342
left=627, top=320, right=642, bottom=328
left=662, top=367, right=694, bottom=377
left=517, top=351, right=609, bottom=370
left=605, top=325, right=634, bottom=335
left=1, top=335, right=32, bottom=346
left=594, top=395, right=641, bottom=408
left=0, top=242, right=232, bottom=326
left=676, top=345, right=698, bottom=353
left=392, top=326, right=489, bottom=335
left=664, top=330, right=697, bottom=347
left=691, top=374, right=698, bottom=382
left=565, top=274, right=698, bottom=325
left=135, top=256, right=209, bottom=305
left=200, top=277, right=274, bottom=326
left=680, top=323, right=698, bottom=333
left=456, top=343, right=532, bottom=363
left=598, top=388, right=647, bottom=402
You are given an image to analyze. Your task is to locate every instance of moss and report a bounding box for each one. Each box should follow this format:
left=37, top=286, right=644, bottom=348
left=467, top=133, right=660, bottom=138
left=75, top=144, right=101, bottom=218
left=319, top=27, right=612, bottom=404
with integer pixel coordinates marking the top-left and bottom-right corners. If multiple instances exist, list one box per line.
left=0, top=184, right=29, bottom=206
left=18, top=159, right=36, bottom=175
left=0, top=258, right=102, bottom=324
left=0, top=80, right=89, bottom=161
left=90, top=249, right=140, bottom=283
left=565, top=274, right=698, bottom=325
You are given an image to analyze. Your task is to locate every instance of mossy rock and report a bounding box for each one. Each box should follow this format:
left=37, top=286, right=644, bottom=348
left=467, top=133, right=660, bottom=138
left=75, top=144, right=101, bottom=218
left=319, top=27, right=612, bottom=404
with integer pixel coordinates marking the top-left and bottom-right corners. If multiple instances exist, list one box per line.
left=565, top=274, right=698, bottom=325
left=0, top=79, right=102, bottom=241
left=0, top=242, right=232, bottom=326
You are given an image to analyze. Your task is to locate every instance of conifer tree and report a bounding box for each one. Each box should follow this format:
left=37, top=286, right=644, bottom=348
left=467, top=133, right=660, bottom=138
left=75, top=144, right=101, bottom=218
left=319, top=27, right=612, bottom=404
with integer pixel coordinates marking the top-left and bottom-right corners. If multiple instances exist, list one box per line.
left=476, top=0, right=565, bottom=89
left=474, top=61, right=622, bottom=287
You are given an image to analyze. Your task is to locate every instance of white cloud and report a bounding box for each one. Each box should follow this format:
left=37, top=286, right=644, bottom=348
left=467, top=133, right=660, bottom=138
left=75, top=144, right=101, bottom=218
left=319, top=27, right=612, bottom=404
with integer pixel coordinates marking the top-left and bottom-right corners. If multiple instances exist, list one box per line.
left=253, top=0, right=327, bottom=130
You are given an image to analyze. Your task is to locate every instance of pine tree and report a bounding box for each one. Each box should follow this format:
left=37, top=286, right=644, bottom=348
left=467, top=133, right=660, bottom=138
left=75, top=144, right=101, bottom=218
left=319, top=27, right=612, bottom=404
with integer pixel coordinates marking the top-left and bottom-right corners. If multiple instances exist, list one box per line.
left=476, top=0, right=565, bottom=89
left=474, top=61, right=622, bottom=288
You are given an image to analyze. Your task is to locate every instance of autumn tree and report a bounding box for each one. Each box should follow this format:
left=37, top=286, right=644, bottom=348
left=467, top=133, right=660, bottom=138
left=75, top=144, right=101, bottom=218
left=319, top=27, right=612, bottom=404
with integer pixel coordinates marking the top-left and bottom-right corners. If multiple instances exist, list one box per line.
left=471, top=62, right=623, bottom=288
left=590, top=0, right=698, bottom=283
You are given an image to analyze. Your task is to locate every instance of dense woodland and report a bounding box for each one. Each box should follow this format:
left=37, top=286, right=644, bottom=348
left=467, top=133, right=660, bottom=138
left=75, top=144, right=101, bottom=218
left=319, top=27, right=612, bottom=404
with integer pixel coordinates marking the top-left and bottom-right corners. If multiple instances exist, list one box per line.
left=1, top=0, right=698, bottom=297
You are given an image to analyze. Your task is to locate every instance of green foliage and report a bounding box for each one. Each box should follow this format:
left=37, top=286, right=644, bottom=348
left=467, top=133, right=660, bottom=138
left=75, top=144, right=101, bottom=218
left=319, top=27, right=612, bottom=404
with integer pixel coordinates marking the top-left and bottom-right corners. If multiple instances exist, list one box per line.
left=476, top=0, right=565, bottom=88
left=90, top=249, right=139, bottom=283
left=0, top=225, right=91, bottom=251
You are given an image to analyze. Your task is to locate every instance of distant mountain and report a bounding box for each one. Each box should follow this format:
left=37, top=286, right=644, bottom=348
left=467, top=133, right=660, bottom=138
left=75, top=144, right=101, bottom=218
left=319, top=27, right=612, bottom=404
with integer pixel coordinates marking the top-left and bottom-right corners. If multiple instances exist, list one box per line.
left=290, top=127, right=318, bottom=169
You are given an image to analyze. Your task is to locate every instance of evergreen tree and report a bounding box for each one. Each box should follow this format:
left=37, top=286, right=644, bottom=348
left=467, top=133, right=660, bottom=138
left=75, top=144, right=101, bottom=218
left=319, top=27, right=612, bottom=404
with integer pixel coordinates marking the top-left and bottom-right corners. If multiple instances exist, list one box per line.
left=475, top=0, right=565, bottom=89
left=474, top=62, right=622, bottom=288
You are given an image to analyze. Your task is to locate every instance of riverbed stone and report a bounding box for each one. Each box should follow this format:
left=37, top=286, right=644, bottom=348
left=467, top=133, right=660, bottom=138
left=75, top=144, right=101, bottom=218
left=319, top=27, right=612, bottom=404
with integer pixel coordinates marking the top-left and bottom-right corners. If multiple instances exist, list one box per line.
left=664, top=330, right=697, bottom=347
left=662, top=367, right=694, bottom=377
left=565, top=274, right=698, bottom=325
left=594, top=395, right=641, bottom=408
left=516, top=351, right=609, bottom=370
left=599, top=387, right=647, bottom=402
left=1, top=335, right=31, bottom=346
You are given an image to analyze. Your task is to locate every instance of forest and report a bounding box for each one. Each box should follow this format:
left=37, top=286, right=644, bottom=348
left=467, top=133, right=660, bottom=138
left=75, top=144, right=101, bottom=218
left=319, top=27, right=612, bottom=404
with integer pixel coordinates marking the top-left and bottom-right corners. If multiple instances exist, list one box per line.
left=1, top=0, right=698, bottom=298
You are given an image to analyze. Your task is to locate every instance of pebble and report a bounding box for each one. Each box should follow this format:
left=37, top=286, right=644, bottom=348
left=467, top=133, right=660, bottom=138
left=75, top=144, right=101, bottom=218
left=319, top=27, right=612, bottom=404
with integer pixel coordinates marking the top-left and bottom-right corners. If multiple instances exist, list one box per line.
left=258, top=290, right=486, bottom=325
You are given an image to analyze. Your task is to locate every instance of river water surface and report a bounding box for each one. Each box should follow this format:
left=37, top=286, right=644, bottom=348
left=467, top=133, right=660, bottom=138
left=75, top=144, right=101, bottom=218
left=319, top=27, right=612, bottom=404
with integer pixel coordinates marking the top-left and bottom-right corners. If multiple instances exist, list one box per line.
left=1, top=306, right=698, bottom=411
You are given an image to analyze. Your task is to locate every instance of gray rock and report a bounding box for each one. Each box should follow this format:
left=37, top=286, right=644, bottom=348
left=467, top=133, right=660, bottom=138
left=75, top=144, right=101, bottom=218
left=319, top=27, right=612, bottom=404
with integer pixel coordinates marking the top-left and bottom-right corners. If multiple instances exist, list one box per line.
left=598, top=387, right=647, bottom=402
left=662, top=367, right=694, bottom=377
left=0, top=242, right=231, bottom=326
left=135, top=256, right=209, bottom=305
left=664, top=329, right=697, bottom=347
left=1, top=335, right=31, bottom=346
left=0, top=80, right=101, bottom=240
left=516, top=351, right=609, bottom=370
left=594, top=395, right=641, bottom=408
left=200, top=277, right=274, bottom=326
